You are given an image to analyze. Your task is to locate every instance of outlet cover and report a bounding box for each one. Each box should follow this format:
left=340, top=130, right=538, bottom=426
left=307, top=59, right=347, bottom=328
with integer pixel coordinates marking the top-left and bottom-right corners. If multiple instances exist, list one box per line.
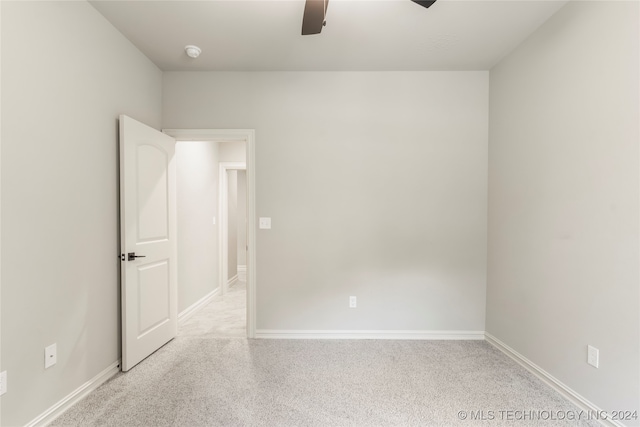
left=45, top=343, right=57, bottom=369
left=259, top=217, right=271, bottom=229
left=0, top=371, right=6, bottom=395
left=349, top=296, right=357, bottom=308
left=587, top=345, right=599, bottom=368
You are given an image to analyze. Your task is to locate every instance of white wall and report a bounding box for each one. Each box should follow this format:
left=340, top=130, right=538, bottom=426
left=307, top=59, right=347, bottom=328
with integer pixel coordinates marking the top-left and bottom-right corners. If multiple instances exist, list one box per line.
left=176, top=141, right=220, bottom=312
left=487, top=0, right=639, bottom=415
left=1, top=2, right=162, bottom=425
left=218, top=141, right=246, bottom=284
left=163, top=72, right=488, bottom=331
left=227, top=170, right=238, bottom=280
left=219, top=141, right=246, bottom=163
left=0, top=2, right=3, bottom=422
left=237, top=170, right=247, bottom=267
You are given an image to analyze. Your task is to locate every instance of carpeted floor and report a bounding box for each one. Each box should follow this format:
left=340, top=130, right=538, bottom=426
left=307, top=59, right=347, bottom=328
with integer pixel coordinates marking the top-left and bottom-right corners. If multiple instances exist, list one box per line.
left=51, top=282, right=599, bottom=427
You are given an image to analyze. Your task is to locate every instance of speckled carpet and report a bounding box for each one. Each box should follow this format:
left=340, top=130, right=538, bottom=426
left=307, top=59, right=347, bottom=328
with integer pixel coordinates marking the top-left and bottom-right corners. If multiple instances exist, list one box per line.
left=51, top=282, right=598, bottom=427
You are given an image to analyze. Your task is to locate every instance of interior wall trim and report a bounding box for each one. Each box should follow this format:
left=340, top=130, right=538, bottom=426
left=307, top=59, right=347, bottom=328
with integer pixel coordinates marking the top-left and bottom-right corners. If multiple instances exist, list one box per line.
left=178, top=287, right=220, bottom=325
left=485, top=333, right=622, bottom=427
left=25, top=361, right=121, bottom=427
left=255, top=330, right=485, bottom=340
left=237, top=265, right=247, bottom=282
left=227, top=274, right=239, bottom=289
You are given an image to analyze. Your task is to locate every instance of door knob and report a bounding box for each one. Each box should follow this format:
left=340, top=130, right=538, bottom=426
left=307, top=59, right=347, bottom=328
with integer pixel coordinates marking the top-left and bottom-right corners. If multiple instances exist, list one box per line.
left=127, top=252, right=146, bottom=261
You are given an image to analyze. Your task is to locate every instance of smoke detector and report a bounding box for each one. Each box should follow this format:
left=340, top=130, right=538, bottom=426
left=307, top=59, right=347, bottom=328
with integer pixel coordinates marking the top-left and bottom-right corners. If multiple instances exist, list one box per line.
left=184, top=45, right=202, bottom=59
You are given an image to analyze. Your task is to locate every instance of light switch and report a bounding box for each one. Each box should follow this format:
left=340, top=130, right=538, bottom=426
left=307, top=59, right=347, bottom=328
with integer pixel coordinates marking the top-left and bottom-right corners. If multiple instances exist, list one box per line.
left=0, top=371, right=6, bottom=395
left=45, top=343, right=57, bottom=369
left=587, top=345, right=599, bottom=368
left=259, top=217, right=271, bottom=229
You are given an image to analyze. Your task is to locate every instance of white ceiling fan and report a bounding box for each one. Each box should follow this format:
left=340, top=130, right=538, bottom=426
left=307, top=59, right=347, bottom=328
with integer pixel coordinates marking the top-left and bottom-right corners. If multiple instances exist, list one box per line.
left=301, top=0, right=437, bottom=35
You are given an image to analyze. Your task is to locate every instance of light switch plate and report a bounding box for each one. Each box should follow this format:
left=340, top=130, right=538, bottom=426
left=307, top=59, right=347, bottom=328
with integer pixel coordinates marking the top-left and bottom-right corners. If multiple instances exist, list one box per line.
left=587, top=345, right=599, bottom=368
left=45, top=343, right=57, bottom=369
left=0, top=371, right=7, bottom=395
left=587, top=345, right=600, bottom=368
left=259, top=217, right=271, bottom=229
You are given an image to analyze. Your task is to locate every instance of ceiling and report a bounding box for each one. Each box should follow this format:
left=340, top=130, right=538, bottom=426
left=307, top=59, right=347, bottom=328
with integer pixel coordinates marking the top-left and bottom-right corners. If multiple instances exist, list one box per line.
left=90, top=0, right=569, bottom=71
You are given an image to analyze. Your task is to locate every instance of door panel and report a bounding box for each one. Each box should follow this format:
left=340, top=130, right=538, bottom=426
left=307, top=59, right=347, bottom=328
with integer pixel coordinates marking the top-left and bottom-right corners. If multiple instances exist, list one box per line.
left=137, top=260, right=170, bottom=336
left=120, top=115, right=177, bottom=371
left=137, top=144, right=169, bottom=241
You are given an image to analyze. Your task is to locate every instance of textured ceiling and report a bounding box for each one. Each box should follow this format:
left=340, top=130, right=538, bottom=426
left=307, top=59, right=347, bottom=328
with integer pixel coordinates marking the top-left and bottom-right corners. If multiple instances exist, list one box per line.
left=90, top=0, right=569, bottom=71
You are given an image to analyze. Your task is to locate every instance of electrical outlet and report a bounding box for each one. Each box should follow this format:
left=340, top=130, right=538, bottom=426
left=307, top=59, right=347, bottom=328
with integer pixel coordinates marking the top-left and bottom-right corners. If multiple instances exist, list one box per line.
left=45, top=343, right=57, bottom=369
left=587, top=345, right=599, bottom=368
left=259, top=217, right=271, bottom=229
left=0, top=371, right=7, bottom=395
left=349, top=296, right=357, bottom=308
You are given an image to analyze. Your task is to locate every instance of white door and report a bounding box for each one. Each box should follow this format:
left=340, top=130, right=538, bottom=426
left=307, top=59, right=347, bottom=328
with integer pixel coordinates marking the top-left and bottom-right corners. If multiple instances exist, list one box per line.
left=119, top=115, right=177, bottom=371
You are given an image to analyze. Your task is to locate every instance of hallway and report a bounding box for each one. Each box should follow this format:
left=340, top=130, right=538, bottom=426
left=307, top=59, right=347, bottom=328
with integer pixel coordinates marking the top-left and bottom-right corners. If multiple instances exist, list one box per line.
left=180, top=281, right=247, bottom=339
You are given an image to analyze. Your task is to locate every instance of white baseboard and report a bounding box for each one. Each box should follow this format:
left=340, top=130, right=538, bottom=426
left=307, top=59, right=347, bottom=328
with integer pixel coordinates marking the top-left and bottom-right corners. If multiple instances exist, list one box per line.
left=178, top=287, right=219, bottom=325
left=27, top=360, right=120, bottom=427
left=227, top=274, right=238, bottom=288
left=255, top=329, right=485, bottom=340
left=237, top=265, right=247, bottom=282
left=485, top=333, right=625, bottom=427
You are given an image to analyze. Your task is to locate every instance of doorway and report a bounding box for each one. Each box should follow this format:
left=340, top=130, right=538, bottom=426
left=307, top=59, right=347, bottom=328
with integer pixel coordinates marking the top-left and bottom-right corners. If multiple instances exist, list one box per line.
left=163, top=129, right=256, bottom=338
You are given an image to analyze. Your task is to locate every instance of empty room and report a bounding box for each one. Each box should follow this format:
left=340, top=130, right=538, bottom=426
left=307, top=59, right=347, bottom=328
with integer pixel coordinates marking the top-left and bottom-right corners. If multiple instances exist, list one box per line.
left=1, top=0, right=638, bottom=426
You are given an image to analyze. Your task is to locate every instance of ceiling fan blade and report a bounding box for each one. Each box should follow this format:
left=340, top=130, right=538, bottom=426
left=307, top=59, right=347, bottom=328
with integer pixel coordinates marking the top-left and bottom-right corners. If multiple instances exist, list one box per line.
left=411, top=0, right=437, bottom=8
left=302, top=0, right=329, bottom=35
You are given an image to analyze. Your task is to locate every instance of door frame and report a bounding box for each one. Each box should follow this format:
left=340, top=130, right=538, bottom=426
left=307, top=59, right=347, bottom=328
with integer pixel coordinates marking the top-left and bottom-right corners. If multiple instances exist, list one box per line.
left=219, top=162, right=246, bottom=297
left=162, top=129, right=256, bottom=339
